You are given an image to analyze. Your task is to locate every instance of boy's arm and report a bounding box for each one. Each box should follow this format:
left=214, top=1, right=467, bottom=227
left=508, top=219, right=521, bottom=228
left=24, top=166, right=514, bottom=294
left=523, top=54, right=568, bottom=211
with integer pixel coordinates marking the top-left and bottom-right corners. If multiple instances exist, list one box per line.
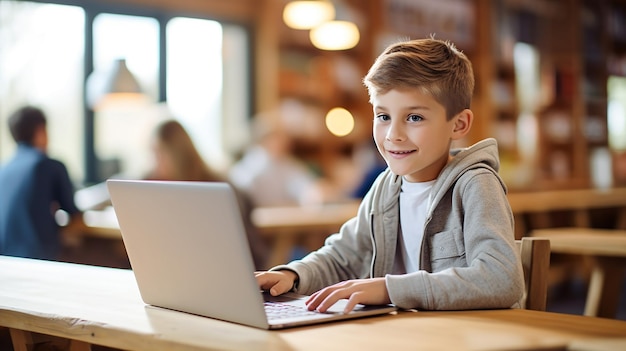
left=269, top=192, right=377, bottom=295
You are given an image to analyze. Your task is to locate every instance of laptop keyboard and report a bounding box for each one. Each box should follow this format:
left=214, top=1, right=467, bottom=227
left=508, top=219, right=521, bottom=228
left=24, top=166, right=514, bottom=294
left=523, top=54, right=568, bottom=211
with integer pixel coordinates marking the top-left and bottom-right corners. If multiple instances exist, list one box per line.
left=264, top=301, right=320, bottom=320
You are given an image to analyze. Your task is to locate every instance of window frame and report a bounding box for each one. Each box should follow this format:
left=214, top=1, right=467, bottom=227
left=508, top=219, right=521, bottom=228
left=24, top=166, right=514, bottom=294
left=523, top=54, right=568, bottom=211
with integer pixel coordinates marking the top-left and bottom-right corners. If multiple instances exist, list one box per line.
left=13, top=0, right=254, bottom=184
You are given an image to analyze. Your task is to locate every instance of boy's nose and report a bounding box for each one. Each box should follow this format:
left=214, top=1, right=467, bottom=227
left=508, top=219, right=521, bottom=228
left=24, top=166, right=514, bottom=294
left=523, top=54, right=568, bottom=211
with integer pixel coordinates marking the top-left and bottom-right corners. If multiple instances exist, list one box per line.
left=385, top=124, right=404, bottom=141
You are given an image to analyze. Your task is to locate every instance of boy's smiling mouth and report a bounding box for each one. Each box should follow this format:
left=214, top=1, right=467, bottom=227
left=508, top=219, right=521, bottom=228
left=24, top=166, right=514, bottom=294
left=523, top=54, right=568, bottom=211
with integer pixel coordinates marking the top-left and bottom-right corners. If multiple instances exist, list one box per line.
left=390, top=150, right=414, bottom=154
left=387, top=149, right=416, bottom=158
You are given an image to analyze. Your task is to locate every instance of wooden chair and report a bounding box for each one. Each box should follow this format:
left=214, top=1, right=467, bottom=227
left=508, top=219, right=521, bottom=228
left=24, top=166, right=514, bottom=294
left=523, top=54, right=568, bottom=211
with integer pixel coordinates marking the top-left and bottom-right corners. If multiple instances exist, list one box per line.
left=515, top=237, right=551, bottom=311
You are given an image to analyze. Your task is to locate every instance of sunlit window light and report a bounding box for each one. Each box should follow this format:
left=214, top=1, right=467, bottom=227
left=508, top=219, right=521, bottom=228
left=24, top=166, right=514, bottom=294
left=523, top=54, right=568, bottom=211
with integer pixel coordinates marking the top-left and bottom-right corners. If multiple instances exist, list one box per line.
left=608, top=76, right=626, bottom=151
left=0, top=1, right=85, bottom=180
left=167, top=17, right=224, bottom=168
left=92, top=12, right=160, bottom=178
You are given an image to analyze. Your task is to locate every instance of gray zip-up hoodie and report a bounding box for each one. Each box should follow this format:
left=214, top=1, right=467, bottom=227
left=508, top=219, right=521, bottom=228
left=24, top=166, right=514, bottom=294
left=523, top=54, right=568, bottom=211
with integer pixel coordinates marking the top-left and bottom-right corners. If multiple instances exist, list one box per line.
left=273, top=138, right=524, bottom=310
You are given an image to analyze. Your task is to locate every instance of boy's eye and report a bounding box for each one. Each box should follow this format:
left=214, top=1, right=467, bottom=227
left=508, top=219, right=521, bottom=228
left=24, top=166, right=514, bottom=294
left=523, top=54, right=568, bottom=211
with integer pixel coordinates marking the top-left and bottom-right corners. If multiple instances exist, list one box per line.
left=375, top=114, right=390, bottom=121
left=408, top=114, right=423, bottom=122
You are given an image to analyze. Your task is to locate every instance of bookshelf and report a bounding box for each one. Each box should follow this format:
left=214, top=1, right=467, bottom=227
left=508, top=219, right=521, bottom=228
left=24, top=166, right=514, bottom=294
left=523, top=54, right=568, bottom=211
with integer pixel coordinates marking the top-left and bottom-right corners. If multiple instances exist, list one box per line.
left=476, top=0, right=624, bottom=191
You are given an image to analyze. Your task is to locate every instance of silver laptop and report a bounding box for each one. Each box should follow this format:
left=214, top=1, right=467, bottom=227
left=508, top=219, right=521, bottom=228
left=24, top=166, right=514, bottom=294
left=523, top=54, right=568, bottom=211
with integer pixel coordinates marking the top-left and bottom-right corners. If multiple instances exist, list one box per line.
left=106, top=179, right=396, bottom=329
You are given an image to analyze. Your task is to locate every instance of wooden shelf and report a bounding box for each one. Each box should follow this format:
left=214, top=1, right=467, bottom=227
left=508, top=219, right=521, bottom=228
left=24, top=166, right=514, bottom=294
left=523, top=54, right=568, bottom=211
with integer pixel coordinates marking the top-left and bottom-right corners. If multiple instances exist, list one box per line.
left=474, top=0, right=624, bottom=191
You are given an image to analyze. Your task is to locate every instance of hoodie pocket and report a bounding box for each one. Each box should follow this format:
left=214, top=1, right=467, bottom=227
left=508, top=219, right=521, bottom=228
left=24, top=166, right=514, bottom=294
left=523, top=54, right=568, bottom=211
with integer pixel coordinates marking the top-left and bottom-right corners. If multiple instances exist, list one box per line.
left=429, top=228, right=466, bottom=272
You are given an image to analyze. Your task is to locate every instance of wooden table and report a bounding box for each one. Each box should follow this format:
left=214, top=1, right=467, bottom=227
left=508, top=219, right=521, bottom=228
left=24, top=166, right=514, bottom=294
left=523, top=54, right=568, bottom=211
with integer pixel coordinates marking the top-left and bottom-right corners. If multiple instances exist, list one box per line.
left=508, top=187, right=626, bottom=238
left=1, top=256, right=626, bottom=351
left=73, top=187, right=626, bottom=267
left=507, top=187, right=626, bottom=214
left=251, top=202, right=360, bottom=266
left=531, top=227, right=626, bottom=319
left=253, top=187, right=626, bottom=265
left=77, top=207, right=121, bottom=240
left=74, top=202, right=362, bottom=268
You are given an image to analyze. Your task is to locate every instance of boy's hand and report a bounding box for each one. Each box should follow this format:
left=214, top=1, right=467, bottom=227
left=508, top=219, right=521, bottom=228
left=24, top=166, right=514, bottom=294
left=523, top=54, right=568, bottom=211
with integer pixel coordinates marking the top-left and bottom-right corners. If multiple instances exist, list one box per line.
left=255, top=270, right=298, bottom=296
left=305, top=278, right=390, bottom=313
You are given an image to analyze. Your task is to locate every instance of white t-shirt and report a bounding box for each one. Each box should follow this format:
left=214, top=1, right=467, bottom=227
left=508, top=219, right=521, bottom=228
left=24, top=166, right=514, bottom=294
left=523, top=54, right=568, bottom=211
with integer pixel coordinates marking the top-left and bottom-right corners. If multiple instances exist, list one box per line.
left=393, top=178, right=435, bottom=274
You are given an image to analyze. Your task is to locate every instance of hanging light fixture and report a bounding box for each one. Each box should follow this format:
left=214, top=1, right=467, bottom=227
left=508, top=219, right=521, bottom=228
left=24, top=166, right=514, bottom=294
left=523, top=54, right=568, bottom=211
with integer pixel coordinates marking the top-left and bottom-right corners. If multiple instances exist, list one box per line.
left=309, top=0, right=360, bottom=51
left=86, top=58, right=146, bottom=110
left=325, top=107, right=354, bottom=137
left=310, top=20, right=360, bottom=51
left=283, top=0, right=335, bottom=30
left=283, top=0, right=360, bottom=51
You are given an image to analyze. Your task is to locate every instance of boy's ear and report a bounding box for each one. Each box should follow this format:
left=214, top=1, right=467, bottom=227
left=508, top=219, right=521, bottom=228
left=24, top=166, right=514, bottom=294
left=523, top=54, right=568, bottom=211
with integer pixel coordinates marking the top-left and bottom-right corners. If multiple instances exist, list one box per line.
left=451, top=109, right=473, bottom=140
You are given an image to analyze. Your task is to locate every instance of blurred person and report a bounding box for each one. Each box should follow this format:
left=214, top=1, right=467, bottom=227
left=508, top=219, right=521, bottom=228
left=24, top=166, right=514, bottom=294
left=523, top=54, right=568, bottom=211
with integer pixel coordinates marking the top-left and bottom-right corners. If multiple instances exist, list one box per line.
left=145, top=119, right=268, bottom=269
left=229, top=116, right=323, bottom=208
left=0, top=106, right=83, bottom=260
left=351, top=141, right=388, bottom=199
left=145, top=119, right=223, bottom=182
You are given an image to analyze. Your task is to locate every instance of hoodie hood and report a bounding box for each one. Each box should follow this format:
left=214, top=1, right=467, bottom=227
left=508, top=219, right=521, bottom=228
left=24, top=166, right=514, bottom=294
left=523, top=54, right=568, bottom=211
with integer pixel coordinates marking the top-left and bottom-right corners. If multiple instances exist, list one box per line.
left=377, top=138, right=504, bottom=212
left=429, top=138, right=505, bottom=213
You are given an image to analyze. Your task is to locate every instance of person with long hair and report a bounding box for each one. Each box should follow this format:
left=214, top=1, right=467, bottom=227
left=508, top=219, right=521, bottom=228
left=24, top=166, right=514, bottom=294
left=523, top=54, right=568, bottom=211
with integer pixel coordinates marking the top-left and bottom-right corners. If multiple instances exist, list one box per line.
left=146, top=119, right=222, bottom=182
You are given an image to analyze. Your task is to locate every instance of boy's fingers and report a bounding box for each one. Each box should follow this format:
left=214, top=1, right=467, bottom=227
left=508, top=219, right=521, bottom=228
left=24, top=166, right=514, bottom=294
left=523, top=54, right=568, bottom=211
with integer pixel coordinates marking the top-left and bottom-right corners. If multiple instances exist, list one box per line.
left=256, top=272, right=280, bottom=292
left=255, top=272, right=271, bottom=289
left=256, top=271, right=297, bottom=296
left=317, top=289, right=349, bottom=313
left=306, top=288, right=336, bottom=311
left=270, top=279, right=292, bottom=296
left=343, top=293, right=362, bottom=314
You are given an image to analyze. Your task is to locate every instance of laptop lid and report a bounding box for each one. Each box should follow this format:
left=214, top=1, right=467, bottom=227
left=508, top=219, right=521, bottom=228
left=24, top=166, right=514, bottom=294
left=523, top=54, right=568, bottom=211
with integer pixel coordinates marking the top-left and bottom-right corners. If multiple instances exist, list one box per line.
left=107, top=179, right=270, bottom=329
left=107, top=179, right=396, bottom=330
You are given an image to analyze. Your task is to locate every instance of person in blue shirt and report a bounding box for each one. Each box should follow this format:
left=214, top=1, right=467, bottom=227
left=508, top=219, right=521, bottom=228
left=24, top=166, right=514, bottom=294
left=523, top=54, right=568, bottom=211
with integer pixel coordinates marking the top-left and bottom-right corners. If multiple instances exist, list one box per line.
left=0, top=106, right=83, bottom=260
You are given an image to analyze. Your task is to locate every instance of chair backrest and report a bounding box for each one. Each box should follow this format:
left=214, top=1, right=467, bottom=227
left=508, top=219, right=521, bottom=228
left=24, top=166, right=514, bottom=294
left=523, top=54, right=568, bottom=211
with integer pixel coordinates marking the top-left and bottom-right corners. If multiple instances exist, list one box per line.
left=515, top=237, right=551, bottom=311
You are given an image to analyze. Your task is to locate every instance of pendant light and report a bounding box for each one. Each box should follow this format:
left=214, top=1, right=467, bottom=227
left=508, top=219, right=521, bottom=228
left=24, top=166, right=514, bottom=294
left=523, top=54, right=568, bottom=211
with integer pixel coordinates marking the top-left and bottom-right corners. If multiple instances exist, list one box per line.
left=282, top=0, right=360, bottom=51
left=86, top=58, right=146, bottom=110
left=310, top=20, right=360, bottom=51
left=325, top=107, right=354, bottom=137
left=282, top=0, right=335, bottom=30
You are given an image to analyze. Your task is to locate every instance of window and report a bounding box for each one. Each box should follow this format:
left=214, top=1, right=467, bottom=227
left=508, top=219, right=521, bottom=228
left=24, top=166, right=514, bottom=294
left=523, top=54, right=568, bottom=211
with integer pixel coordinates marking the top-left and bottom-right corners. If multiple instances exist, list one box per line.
left=91, top=13, right=160, bottom=179
left=0, top=1, right=252, bottom=184
left=167, top=17, right=250, bottom=171
left=0, top=1, right=85, bottom=180
left=608, top=76, right=626, bottom=151
left=167, top=17, right=224, bottom=170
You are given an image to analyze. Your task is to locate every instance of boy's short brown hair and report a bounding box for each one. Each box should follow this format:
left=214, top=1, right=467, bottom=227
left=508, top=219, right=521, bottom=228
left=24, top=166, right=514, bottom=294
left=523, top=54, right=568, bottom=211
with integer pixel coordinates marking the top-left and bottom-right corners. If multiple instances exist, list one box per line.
left=363, top=37, right=474, bottom=120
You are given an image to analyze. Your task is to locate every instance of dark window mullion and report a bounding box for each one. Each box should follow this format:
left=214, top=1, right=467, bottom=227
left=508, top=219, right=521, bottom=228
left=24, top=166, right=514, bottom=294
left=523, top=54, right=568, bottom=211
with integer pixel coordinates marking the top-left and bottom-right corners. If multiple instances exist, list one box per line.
left=84, top=8, right=98, bottom=184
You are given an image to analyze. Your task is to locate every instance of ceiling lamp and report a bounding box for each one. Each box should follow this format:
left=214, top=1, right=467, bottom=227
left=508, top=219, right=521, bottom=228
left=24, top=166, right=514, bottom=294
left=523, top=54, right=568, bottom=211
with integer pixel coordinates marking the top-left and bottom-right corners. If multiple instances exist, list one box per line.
left=86, top=58, right=146, bottom=110
left=325, top=107, right=354, bottom=137
left=283, top=1, right=335, bottom=30
left=310, top=20, right=360, bottom=51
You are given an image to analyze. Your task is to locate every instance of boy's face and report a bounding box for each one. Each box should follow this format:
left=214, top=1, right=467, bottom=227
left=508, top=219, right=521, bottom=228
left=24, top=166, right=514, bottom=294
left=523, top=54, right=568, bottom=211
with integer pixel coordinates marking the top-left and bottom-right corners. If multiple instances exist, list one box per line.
left=372, top=88, right=461, bottom=183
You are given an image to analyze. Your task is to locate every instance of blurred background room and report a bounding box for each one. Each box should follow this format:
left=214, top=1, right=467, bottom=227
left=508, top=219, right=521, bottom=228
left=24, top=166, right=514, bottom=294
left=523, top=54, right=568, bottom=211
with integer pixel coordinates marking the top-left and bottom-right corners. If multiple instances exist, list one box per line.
left=1, top=0, right=625, bottom=319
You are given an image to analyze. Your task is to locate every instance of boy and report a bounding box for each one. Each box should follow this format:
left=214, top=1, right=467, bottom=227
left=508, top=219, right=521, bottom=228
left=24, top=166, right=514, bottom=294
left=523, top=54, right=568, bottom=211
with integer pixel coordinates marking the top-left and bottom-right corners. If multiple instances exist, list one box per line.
left=256, top=38, right=524, bottom=313
left=0, top=106, right=83, bottom=260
